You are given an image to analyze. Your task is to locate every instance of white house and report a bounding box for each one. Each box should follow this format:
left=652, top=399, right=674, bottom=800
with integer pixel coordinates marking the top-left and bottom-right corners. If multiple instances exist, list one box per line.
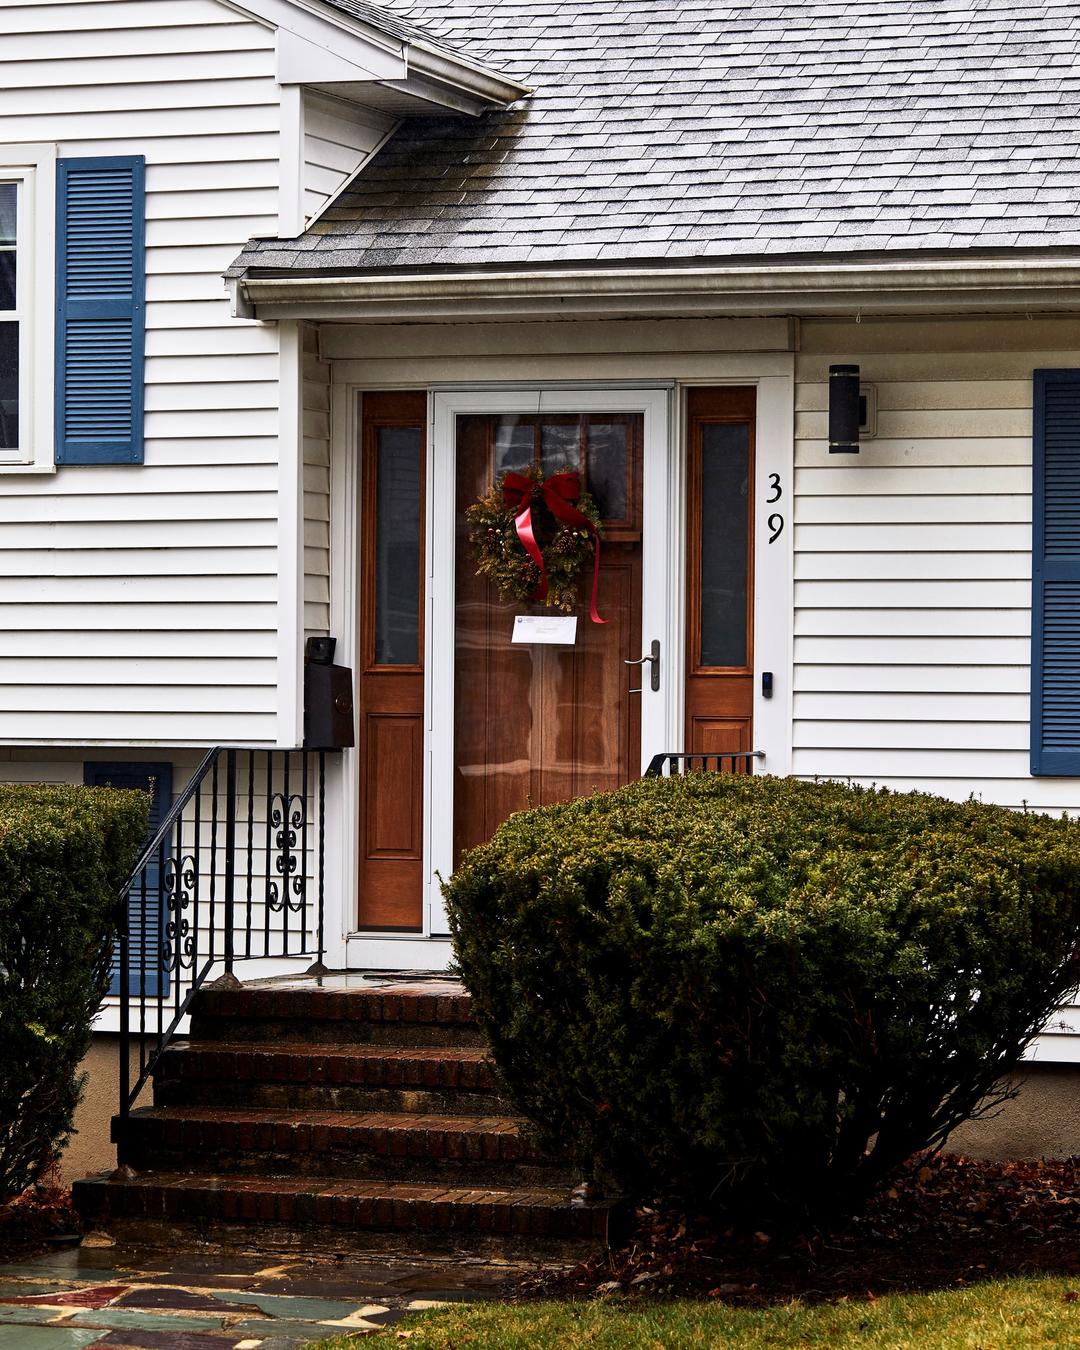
left=4, top=0, right=1080, bottom=1122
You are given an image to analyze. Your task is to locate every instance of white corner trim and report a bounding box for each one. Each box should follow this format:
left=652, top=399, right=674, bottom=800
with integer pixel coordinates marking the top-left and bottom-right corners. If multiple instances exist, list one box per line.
left=277, top=83, right=305, bottom=239
left=277, top=321, right=305, bottom=748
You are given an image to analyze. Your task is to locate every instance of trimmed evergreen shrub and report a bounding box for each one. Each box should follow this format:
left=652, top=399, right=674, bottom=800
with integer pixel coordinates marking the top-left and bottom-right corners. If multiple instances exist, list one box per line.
left=0, top=783, right=148, bottom=1202
left=445, top=775, right=1080, bottom=1220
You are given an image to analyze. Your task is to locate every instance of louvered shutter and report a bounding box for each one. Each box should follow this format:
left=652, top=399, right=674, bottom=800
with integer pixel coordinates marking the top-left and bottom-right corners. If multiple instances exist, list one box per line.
left=84, top=761, right=172, bottom=997
left=1031, top=370, right=1080, bottom=775
left=55, top=156, right=145, bottom=465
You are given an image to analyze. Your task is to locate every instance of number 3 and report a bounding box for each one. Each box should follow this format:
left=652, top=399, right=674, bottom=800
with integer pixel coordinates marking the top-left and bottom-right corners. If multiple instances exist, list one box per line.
left=767, top=473, right=782, bottom=504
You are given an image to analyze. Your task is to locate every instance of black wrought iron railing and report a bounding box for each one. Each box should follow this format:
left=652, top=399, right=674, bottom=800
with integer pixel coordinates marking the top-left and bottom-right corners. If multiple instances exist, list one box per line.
left=644, top=751, right=765, bottom=777
left=115, top=746, right=326, bottom=1122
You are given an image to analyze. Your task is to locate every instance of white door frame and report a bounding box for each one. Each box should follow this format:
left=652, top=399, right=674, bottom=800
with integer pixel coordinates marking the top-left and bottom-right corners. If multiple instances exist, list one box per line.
left=425, top=387, right=675, bottom=934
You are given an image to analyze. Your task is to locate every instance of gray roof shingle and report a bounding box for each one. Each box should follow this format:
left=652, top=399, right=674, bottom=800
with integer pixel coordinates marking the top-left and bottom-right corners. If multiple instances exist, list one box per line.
left=232, top=0, right=1080, bottom=275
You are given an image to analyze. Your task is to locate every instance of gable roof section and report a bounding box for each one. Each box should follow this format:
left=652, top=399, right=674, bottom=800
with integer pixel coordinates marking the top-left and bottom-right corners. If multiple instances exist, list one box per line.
left=232, top=0, right=1080, bottom=277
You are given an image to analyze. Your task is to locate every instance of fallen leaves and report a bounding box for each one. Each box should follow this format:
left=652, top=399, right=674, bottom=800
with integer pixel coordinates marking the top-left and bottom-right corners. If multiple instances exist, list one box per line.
left=520, top=1153, right=1080, bottom=1307
left=0, top=1167, right=79, bottom=1263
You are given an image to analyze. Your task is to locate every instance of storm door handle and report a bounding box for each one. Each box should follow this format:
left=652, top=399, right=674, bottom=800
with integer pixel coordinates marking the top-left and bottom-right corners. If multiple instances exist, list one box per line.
left=625, top=639, right=660, bottom=694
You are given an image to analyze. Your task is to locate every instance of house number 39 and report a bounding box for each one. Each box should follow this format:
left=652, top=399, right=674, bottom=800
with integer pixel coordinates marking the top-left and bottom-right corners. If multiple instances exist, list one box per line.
left=766, top=473, right=784, bottom=543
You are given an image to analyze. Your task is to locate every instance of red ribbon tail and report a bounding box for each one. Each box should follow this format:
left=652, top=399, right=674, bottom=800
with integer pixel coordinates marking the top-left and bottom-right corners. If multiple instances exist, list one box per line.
left=515, top=505, right=548, bottom=600
left=589, top=534, right=606, bottom=624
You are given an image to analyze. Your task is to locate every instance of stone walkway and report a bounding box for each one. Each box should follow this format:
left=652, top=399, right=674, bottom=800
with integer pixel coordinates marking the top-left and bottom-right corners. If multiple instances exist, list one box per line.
left=0, top=1240, right=522, bottom=1348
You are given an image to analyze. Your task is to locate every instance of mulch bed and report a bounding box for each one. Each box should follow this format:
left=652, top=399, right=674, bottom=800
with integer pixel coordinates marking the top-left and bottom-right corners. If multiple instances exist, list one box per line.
left=521, top=1154, right=1080, bottom=1306
left=0, top=1171, right=80, bottom=1264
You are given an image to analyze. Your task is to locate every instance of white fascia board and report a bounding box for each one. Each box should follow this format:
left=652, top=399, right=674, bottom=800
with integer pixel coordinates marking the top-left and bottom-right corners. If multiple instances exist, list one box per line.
left=238, top=253, right=1080, bottom=322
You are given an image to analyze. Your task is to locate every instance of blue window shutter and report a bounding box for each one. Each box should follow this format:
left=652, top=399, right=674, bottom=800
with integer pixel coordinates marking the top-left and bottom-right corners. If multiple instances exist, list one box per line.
left=1031, top=370, right=1080, bottom=775
left=83, top=761, right=172, bottom=997
left=55, top=156, right=145, bottom=465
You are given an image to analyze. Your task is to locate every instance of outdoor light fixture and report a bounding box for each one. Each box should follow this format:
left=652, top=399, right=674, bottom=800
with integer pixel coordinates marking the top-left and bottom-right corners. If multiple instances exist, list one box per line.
left=828, top=363, right=861, bottom=454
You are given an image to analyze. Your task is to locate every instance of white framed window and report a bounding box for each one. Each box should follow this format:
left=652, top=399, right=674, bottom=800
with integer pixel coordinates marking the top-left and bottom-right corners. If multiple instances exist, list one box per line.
left=0, top=144, right=55, bottom=472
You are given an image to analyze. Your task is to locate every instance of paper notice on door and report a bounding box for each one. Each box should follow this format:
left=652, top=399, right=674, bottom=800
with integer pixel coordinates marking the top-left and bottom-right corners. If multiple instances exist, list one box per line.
left=512, top=615, right=578, bottom=646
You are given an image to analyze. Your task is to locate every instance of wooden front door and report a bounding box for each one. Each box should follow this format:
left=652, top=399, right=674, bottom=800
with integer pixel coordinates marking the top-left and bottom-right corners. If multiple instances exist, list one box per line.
left=452, top=412, right=644, bottom=862
left=685, top=387, right=756, bottom=755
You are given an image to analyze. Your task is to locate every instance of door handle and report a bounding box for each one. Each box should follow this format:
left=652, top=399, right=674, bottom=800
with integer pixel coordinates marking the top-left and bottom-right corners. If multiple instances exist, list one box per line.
left=625, top=639, right=660, bottom=694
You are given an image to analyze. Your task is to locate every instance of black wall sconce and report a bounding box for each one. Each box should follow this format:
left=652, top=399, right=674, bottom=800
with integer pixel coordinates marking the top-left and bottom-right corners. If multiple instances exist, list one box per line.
left=829, top=363, right=861, bottom=454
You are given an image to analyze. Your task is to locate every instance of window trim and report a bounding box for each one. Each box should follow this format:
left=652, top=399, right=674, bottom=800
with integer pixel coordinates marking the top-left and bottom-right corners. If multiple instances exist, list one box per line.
left=0, top=143, right=55, bottom=474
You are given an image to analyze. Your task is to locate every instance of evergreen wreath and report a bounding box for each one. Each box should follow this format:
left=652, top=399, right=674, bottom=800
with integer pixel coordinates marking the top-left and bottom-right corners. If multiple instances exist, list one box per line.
left=466, top=463, right=603, bottom=614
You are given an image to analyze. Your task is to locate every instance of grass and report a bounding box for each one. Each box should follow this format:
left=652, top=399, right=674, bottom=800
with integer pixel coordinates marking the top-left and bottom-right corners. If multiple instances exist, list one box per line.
left=308, top=1277, right=1080, bottom=1348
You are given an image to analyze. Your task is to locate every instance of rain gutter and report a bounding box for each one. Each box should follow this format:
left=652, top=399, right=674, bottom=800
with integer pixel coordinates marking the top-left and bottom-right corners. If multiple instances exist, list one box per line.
left=233, top=253, right=1080, bottom=321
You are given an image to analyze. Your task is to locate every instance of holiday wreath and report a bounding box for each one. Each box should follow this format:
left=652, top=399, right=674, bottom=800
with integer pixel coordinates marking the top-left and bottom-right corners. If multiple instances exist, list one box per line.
left=466, top=463, right=606, bottom=620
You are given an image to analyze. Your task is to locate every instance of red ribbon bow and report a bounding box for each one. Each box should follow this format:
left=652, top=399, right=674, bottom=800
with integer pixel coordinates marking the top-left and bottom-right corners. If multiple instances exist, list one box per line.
left=501, top=470, right=606, bottom=624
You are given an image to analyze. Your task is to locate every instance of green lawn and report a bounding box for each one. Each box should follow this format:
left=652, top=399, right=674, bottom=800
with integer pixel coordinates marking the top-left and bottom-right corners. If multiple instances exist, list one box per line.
left=309, top=1277, right=1080, bottom=1348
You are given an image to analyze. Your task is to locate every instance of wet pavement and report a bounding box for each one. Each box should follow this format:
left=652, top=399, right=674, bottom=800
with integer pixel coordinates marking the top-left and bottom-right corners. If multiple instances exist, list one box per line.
left=0, top=1240, right=523, bottom=1347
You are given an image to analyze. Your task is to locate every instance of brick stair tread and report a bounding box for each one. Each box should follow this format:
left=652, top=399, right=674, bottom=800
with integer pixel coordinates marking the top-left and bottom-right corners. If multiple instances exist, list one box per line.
left=195, top=983, right=474, bottom=1025
left=127, top=1105, right=525, bottom=1132
left=158, top=1040, right=498, bottom=1093
left=74, top=1171, right=611, bottom=1238
left=165, top=1041, right=488, bottom=1062
left=123, top=1104, right=531, bottom=1154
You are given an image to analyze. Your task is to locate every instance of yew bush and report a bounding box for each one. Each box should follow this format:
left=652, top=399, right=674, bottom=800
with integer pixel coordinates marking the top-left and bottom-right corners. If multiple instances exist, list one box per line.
left=444, top=775, right=1080, bottom=1221
left=0, top=784, right=148, bottom=1202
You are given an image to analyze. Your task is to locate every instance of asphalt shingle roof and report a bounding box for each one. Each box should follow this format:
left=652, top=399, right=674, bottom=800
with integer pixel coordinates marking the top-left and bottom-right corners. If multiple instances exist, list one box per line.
left=233, top=0, right=1080, bottom=275
left=320, top=0, right=479, bottom=63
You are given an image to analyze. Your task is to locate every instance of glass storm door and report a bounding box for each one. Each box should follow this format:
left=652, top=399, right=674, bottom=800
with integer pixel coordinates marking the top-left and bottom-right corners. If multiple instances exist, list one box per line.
left=427, top=390, right=673, bottom=933
left=452, top=411, right=644, bottom=864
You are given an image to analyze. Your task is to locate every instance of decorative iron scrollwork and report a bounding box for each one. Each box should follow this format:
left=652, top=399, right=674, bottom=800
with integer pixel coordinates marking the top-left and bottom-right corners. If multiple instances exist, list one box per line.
left=163, top=854, right=197, bottom=972
left=267, top=791, right=307, bottom=913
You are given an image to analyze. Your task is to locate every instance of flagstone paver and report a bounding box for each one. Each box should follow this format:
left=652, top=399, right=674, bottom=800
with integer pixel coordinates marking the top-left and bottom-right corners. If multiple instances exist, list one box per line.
left=0, top=1240, right=523, bottom=1346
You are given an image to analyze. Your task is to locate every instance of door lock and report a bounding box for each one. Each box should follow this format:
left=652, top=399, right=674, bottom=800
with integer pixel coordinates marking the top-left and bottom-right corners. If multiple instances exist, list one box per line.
left=625, top=639, right=661, bottom=694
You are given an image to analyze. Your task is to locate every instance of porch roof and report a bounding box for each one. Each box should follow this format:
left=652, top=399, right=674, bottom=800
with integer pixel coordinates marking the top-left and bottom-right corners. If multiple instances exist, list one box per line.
left=230, top=0, right=1080, bottom=279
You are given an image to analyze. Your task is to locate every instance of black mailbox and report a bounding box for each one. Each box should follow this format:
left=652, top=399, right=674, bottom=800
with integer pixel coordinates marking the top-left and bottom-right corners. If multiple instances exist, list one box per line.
left=304, top=637, right=355, bottom=749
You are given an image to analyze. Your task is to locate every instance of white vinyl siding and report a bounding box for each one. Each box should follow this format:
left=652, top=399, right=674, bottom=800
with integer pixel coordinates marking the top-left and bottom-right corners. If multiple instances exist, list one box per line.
left=302, top=91, right=391, bottom=226
left=0, top=0, right=282, bottom=745
left=790, top=316, right=1080, bottom=807
left=795, top=315, right=1080, bottom=1062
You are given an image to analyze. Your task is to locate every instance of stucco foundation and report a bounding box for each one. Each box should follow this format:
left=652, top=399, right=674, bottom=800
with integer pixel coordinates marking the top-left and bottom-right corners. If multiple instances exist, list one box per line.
left=948, top=1066, right=1080, bottom=1161
left=61, top=1037, right=145, bottom=1185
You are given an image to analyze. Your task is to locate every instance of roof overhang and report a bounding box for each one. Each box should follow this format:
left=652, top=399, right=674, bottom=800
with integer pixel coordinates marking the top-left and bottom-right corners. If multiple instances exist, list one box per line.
left=226, top=0, right=530, bottom=116
left=231, top=251, right=1080, bottom=322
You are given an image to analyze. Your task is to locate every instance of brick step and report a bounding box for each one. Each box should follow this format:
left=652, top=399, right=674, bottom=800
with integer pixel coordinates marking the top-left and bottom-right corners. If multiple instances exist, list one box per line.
left=116, top=1106, right=575, bottom=1186
left=190, top=982, right=483, bottom=1049
left=189, top=1016, right=486, bottom=1049
left=72, top=1171, right=616, bottom=1259
left=153, top=1041, right=508, bottom=1115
